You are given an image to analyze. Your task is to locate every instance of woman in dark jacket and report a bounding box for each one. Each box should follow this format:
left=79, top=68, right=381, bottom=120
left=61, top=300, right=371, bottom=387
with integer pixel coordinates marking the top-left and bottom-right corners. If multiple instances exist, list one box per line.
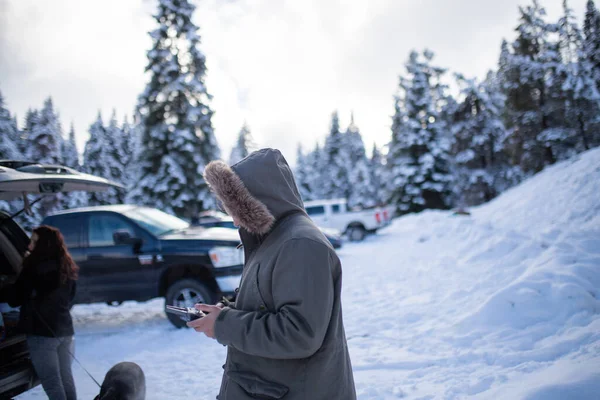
left=9, top=225, right=78, bottom=400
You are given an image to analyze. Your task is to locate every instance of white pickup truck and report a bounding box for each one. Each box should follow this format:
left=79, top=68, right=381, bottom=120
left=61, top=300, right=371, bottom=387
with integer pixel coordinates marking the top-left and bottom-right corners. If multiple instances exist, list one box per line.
left=303, top=199, right=393, bottom=241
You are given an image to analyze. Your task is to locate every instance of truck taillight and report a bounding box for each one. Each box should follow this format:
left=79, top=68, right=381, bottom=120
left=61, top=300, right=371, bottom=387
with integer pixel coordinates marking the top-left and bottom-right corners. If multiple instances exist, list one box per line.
left=375, top=212, right=381, bottom=224
left=383, top=210, right=389, bottom=220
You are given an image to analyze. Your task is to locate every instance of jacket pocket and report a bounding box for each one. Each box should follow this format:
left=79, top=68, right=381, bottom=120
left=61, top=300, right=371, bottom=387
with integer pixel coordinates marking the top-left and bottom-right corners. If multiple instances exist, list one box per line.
left=253, top=263, right=270, bottom=311
left=226, top=370, right=289, bottom=399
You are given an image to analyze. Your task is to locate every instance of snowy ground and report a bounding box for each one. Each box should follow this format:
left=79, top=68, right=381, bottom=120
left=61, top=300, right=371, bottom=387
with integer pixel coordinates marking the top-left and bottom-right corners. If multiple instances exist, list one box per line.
left=17, top=149, right=600, bottom=400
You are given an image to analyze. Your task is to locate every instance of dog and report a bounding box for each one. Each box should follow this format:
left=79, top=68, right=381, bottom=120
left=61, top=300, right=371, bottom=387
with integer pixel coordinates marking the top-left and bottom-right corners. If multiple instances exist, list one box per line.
left=93, top=362, right=146, bottom=400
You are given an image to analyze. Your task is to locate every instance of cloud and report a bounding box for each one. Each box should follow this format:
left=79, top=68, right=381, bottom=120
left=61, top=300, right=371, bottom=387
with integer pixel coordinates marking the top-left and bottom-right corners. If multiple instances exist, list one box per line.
left=0, top=0, right=153, bottom=152
left=194, top=0, right=590, bottom=162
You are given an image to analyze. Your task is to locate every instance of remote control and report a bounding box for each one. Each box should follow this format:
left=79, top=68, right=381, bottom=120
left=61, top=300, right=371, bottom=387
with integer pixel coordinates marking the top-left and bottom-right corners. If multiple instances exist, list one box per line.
left=166, top=305, right=206, bottom=322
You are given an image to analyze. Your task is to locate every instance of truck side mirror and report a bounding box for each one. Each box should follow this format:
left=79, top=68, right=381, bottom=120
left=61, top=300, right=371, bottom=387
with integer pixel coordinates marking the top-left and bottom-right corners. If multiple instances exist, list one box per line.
left=113, top=230, right=143, bottom=252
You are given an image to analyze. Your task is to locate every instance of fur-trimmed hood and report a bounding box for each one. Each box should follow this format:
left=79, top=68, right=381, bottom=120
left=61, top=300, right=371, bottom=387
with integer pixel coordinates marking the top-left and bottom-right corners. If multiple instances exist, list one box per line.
left=203, top=148, right=304, bottom=235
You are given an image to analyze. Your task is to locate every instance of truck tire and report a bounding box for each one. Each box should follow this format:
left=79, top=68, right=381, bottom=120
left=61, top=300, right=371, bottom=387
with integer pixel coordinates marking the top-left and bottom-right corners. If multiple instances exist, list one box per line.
left=165, top=279, right=215, bottom=328
left=347, top=226, right=366, bottom=242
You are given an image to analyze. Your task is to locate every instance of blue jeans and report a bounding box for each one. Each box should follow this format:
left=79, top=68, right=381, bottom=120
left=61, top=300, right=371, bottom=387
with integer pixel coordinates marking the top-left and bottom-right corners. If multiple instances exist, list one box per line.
left=27, top=335, right=77, bottom=400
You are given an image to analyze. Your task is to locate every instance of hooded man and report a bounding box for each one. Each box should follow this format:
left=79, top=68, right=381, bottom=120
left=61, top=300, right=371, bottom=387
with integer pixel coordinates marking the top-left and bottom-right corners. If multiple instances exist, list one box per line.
left=188, top=148, right=356, bottom=400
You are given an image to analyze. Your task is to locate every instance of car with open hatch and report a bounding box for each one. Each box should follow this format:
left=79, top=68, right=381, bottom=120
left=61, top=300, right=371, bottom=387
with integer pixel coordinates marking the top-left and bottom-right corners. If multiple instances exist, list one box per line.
left=0, top=160, right=122, bottom=400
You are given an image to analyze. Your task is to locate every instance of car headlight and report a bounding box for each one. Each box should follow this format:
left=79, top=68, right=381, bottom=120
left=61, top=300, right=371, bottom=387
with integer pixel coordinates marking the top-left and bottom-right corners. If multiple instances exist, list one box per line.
left=209, top=246, right=244, bottom=268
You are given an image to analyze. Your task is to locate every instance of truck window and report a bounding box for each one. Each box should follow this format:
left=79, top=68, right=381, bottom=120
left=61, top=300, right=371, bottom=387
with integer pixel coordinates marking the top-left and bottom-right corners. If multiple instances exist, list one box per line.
left=44, top=215, right=82, bottom=249
left=88, top=214, right=135, bottom=247
left=305, top=206, right=325, bottom=216
left=331, top=204, right=340, bottom=213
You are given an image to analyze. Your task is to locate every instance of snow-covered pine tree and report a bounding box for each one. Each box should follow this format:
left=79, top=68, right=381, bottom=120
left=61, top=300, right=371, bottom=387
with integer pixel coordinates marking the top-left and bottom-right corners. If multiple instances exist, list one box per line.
left=561, top=0, right=583, bottom=73
left=84, top=112, right=112, bottom=206
left=60, top=123, right=88, bottom=209
left=121, top=116, right=137, bottom=193
left=345, top=113, right=363, bottom=164
left=62, top=123, right=80, bottom=169
left=104, top=111, right=126, bottom=203
left=25, top=98, right=63, bottom=165
left=63, top=187, right=88, bottom=210
left=369, top=144, right=386, bottom=206
left=21, top=109, right=38, bottom=152
left=562, top=0, right=600, bottom=150
left=0, top=90, right=21, bottom=160
left=344, top=114, right=375, bottom=208
left=451, top=73, right=521, bottom=207
left=386, top=50, right=453, bottom=215
left=294, top=144, right=311, bottom=201
left=323, top=111, right=351, bottom=200
left=304, top=143, right=327, bottom=201
left=21, top=98, right=65, bottom=222
left=500, top=1, right=558, bottom=173
left=12, top=116, right=25, bottom=156
left=484, top=72, right=525, bottom=192
left=538, top=11, right=578, bottom=162
left=584, top=0, right=600, bottom=85
left=10, top=109, right=41, bottom=227
left=124, top=118, right=146, bottom=207
left=229, top=123, right=255, bottom=165
left=135, top=0, right=220, bottom=218
left=347, top=160, right=373, bottom=209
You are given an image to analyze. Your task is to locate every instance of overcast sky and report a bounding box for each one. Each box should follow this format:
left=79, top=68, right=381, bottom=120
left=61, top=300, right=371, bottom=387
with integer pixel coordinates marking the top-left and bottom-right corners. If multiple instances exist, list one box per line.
left=0, top=0, right=587, bottom=166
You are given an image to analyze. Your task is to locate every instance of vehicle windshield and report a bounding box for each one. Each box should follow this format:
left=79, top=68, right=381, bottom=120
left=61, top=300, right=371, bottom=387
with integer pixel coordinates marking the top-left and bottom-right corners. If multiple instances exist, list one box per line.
left=123, top=207, right=190, bottom=236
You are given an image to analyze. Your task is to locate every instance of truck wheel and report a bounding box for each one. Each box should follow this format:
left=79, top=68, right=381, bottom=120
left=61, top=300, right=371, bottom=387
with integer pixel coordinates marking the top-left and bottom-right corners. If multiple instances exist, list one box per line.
left=165, top=279, right=215, bottom=328
left=348, top=226, right=366, bottom=242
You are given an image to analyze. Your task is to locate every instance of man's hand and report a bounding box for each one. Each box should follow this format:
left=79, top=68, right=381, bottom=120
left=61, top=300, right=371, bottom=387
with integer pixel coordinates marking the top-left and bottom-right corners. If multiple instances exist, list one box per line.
left=187, top=304, right=223, bottom=339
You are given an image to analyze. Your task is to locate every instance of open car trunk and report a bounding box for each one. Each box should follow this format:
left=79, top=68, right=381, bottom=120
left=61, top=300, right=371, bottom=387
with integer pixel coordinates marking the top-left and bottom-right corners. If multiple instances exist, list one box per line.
left=0, top=211, right=34, bottom=399
left=0, top=160, right=123, bottom=399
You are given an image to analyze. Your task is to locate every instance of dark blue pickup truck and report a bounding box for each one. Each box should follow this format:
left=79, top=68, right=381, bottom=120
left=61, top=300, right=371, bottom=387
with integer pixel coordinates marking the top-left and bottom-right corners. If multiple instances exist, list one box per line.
left=42, top=205, right=243, bottom=328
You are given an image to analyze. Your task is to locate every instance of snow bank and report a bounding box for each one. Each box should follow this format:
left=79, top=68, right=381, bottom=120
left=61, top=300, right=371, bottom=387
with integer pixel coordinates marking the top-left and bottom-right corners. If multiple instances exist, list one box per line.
left=458, top=148, right=600, bottom=333
left=343, top=148, right=600, bottom=399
